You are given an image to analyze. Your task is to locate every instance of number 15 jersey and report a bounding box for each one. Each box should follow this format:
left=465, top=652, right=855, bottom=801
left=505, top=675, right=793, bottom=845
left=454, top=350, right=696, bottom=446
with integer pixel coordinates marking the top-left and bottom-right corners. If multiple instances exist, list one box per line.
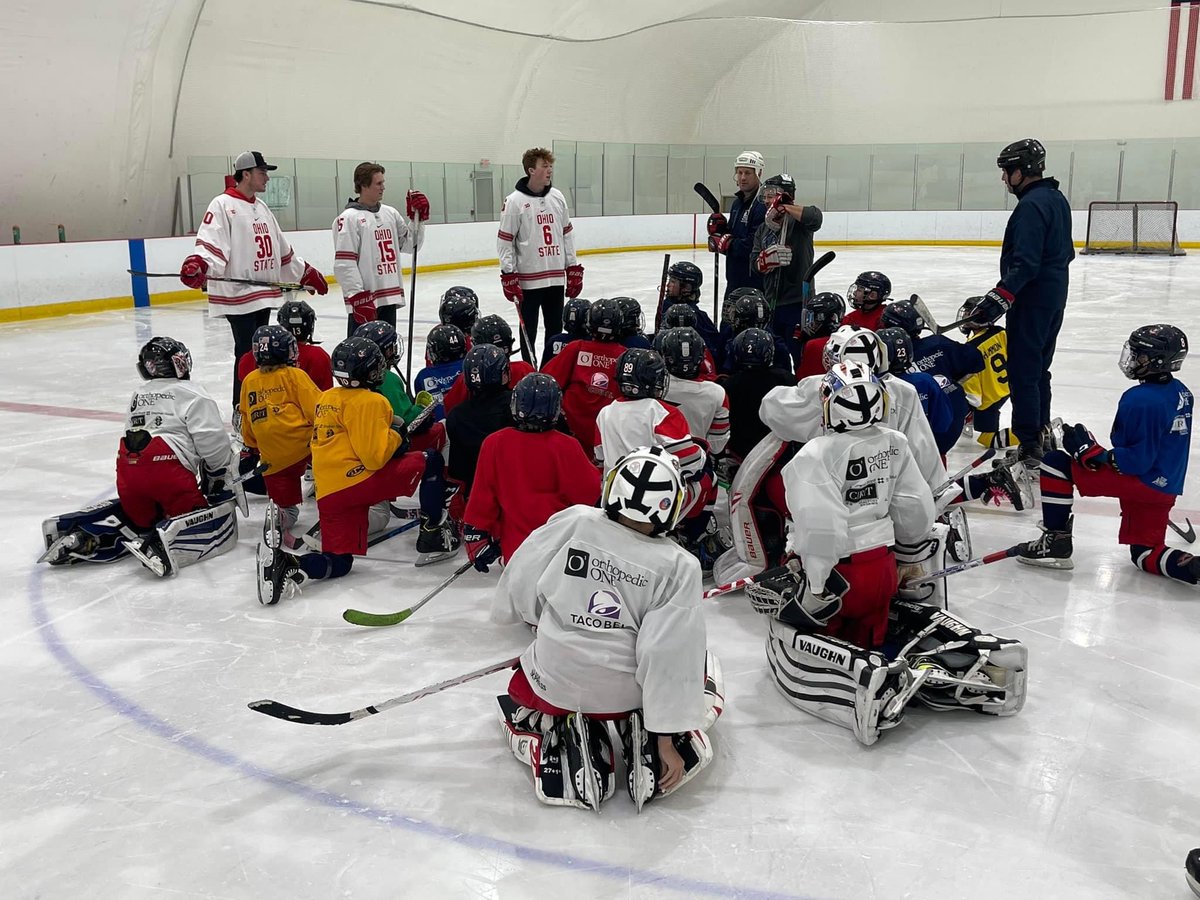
left=497, top=178, right=577, bottom=290
left=332, top=202, right=421, bottom=312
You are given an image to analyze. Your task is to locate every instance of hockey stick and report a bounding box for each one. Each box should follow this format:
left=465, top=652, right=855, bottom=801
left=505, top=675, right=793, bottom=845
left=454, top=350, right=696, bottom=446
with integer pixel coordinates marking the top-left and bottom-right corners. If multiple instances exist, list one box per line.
left=1169, top=517, right=1196, bottom=543
left=702, top=563, right=790, bottom=600
left=232, top=461, right=270, bottom=487
left=693, top=183, right=722, bottom=322
left=907, top=294, right=942, bottom=334
left=803, top=250, right=836, bottom=286
left=405, top=202, right=419, bottom=386
left=248, top=654, right=520, bottom=726
left=342, top=559, right=473, bottom=626
left=127, top=270, right=306, bottom=292
left=902, top=544, right=1022, bottom=587
left=933, top=448, right=997, bottom=497
left=653, top=253, right=671, bottom=333
left=513, top=303, right=538, bottom=369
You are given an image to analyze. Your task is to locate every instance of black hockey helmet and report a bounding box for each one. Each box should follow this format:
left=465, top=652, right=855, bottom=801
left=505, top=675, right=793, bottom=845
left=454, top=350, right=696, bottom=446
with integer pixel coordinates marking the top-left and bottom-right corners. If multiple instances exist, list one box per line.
left=137, top=336, right=192, bottom=380
left=663, top=301, right=700, bottom=330
left=996, top=138, right=1046, bottom=177
left=439, top=286, right=480, bottom=332
left=471, top=314, right=515, bottom=354
left=588, top=297, right=622, bottom=341
left=761, top=173, right=796, bottom=204
left=614, top=296, right=644, bottom=339
left=1119, top=324, right=1188, bottom=381
left=331, top=336, right=386, bottom=389
left=876, top=327, right=915, bottom=375
left=667, top=261, right=703, bottom=301
left=426, top=324, right=467, bottom=364
left=958, top=296, right=986, bottom=334
left=731, top=327, right=775, bottom=370
left=729, top=290, right=770, bottom=333
left=562, top=297, right=591, bottom=338
left=510, top=372, right=562, bottom=432
left=848, top=271, right=891, bottom=311
left=615, top=348, right=670, bottom=400
left=252, top=324, right=299, bottom=368
left=354, top=320, right=403, bottom=366
left=462, top=343, right=510, bottom=394
left=801, top=292, right=846, bottom=338
left=653, top=327, right=705, bottom=379
left=879, top=299, right=925, bottom=338
left=276, top=298, right=317, bottom=343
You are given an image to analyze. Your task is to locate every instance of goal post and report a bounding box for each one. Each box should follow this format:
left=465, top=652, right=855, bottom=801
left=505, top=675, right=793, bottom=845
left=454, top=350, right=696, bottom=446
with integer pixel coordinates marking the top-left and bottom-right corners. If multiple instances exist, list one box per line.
left=1082, top=201, right=1185, bottom=255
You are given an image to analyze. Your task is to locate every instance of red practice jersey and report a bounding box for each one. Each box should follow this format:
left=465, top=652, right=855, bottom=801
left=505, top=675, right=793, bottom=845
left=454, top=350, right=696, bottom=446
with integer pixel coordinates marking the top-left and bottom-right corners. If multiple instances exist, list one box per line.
left=237, top=343, right=333, bottom=393
left=541, top=338, right=624, bottom=450
left=441, top=358, right=535, bottom=415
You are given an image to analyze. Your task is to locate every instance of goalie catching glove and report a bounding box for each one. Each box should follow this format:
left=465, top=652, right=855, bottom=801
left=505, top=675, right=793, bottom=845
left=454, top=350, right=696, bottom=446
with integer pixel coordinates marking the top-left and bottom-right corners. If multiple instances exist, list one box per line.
left=745, top=557, right=850, bottom=629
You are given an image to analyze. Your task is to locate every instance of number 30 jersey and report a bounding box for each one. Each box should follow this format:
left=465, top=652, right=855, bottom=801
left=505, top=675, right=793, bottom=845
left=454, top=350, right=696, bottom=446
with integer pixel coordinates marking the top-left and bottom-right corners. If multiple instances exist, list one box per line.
left=194, top=188, right=308, bottom=317
left=497, top=177, right=577, bottom=291
left=332, top=201, right=422, bottom=312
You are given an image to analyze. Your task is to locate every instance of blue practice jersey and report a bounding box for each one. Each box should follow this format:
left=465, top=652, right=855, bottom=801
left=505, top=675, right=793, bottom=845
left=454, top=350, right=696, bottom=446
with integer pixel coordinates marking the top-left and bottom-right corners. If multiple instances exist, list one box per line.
left=911, top=334, right=984, bottom=426
left=1111, top=378, right=1192, bottom=495
left=898, top=371, right=954, bottom=437
left=413, top=360, right=464, bottom=421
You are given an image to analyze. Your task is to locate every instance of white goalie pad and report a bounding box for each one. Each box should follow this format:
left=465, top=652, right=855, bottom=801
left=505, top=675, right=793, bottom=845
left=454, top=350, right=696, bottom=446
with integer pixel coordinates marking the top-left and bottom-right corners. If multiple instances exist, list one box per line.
left=723, top=435, right=795, bottom=583
left=702, top=650, right=725, bottom=731
left=619, top=710, right=712, bottom=812
left=896, top=522, right=950, bottom=610
left=888, top=599, right=1028, bottom=717
left=765, top=618, right=921, bottom=746
left=136, top=498, right=239, bottom=577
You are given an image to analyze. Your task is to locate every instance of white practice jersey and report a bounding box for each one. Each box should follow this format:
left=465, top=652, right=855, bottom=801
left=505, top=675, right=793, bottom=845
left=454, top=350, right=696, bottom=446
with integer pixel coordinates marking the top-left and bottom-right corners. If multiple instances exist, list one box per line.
left=124, top=380, right=233, bottom=476
left=759, top=373, right=946, bottom=496
left=193, top=190, right=308, bottom=316
left=594, top=398, right=704, bottom=481
left=783, top=425, right=935, bottom=591
left=497, top=183, right=577, bottom=290
left=663, top=379, right=730, bottom=457
left=491, top=505, right=707, bottom=733
left=332, top=203, right=424, bottom=311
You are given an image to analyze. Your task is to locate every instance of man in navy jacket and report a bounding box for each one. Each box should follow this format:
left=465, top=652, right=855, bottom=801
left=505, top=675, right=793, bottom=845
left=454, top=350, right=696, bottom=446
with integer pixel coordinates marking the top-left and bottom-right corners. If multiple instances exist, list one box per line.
left=968, top=138, right=1074, bottom=471
left=708, top=150, right=768, bottom=306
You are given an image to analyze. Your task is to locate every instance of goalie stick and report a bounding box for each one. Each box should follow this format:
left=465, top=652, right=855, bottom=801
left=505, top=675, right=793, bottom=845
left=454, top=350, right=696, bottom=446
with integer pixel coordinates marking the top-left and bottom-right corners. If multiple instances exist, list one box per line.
left=693, top=182, right=722, bottom=322
left=248, top=654, right=520, bottom=726
left=902, top=544, right=1022, bottom=587
left=342, top=558, right=473, bottom=626
left=127, top=270, right=307, bottom=292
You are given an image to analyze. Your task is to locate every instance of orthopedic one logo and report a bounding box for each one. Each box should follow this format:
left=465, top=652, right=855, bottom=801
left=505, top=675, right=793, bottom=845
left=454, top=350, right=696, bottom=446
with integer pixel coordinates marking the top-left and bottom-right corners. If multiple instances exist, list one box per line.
left=565, top=547, right=649, bottom=587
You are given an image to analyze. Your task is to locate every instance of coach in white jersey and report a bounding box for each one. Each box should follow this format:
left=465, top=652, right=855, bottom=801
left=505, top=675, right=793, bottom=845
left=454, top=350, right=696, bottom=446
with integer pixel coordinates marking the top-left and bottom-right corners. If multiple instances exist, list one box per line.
left=498, top=147, right=583, bottom=365
left=332, top=162, right=429, bottom=337
left=181, top=151, right=329, bottom=409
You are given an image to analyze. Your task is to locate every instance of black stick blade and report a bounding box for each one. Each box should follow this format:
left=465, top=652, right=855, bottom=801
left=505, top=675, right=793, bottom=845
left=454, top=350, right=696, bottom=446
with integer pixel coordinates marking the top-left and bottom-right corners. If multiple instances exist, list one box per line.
left=248, top=699, right=353, bottom=726
left=693, top=182, right=721, bottom=214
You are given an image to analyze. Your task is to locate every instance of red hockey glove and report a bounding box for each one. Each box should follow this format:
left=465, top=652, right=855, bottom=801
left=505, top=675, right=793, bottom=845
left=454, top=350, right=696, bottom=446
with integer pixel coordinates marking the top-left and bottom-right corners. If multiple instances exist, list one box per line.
left=708, top=233, right=732, bottom=254
left=463, top=524, right=502, bottom=572
left=706, top=212, right=728, bottom=236
left=406, top=190, right=431, bottom=222
left=566, top=264, right=584, bottom=299
left=347, top=292, right=376, bottom=325
left=300, top=264, right=329, bottom=296
left=755, top=244, right=793, bottom=274
left=179, top=255, right=209, bottom=290
left=501, top=271, right=523, bottom=303
left=971, top=286, right=1014, bottom=325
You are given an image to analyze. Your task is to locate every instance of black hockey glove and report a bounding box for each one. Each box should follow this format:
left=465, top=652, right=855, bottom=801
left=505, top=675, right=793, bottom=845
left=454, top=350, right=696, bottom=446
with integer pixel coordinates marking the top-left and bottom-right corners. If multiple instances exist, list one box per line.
left=971, top=286, right=1014, bottom=325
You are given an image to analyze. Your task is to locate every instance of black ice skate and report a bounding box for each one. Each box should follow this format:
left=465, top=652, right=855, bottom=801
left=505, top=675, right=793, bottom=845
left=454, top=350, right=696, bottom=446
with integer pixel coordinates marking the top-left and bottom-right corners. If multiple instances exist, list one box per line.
left=1186, top=847, right=1200, bottom=898
left=256, top=543, right=306, bottom=605
left=124, top=536, right=170, bottom=577
left=1016, top=516, right=1074, bottom=570
left=983, top=464, right=1026, bottom=511
left=415, top=513, right=460, bottom=567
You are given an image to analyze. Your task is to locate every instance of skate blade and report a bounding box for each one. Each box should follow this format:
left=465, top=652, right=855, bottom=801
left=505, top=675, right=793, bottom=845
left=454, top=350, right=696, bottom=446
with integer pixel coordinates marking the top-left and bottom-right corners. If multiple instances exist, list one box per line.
left=1015, top=555, right=1074, bottom=571
left=415, top=548, right=460, bottom=567
left=123, top=540, right=168, bottom=577
left=38, top=532, right=78, bottom=565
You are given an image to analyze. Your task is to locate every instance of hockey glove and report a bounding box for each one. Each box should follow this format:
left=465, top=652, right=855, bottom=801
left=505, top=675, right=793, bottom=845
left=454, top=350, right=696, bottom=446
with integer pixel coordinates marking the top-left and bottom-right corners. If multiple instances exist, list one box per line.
left=708, top=233, right=732, bottom=255
left=347, top=292, right=377, bottom=325
left=1063, top=423, right=1111, bottom=470
left=706, top=212, right=728, bottom=236
left=500, top=271, right=523, bottom=303
left=971, top=286, right=1014, bottom=325
left=464, top=524, right=502, bottom=572
left=200, top=465, right=228, bottom=498
left=566, top=264, right=584, bottom=299
left=755, top=244, right=793, bottom=274
left=179, top=255, right=209, bottom=290
left=389, top=424, right=411, bottom=458
left=745, top=556, right=805, bottom=616
left=405, top=189, right=431, bottom=222
left=300, top=264, right=329, bottom=296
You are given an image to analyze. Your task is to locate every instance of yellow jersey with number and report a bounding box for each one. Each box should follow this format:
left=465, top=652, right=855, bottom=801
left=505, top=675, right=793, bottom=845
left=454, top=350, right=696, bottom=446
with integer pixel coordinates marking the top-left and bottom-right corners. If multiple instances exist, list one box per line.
left=311, top=387, right=403, bottom=498
left=961, top=326, right=1009, bottom=409
left=240, top=366, right=322, bottom=471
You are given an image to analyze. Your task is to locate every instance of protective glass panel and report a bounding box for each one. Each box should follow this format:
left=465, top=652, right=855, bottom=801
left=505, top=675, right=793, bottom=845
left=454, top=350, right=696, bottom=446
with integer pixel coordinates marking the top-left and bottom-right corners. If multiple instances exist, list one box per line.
left=574, top=142, right=604, bottom=217
left=603, top=143, right=634, bottom=216
left=410, top=163, right=446, bottom=224
left=825, top=150, right=870, bottom=211
left=633, top=144, right=668, bottom=215
left=1118, top=141, right=1173, bottom=201
left=294, top=158, right=339, bottom=230
left=915, top=150, right=963, bottom=211
left=870, top=148, right=917, bottom=211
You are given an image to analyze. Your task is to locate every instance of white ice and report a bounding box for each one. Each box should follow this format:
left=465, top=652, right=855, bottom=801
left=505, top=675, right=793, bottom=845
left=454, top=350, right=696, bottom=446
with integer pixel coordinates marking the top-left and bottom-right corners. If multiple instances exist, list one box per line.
left=3, top=247, right=1199, bottom=900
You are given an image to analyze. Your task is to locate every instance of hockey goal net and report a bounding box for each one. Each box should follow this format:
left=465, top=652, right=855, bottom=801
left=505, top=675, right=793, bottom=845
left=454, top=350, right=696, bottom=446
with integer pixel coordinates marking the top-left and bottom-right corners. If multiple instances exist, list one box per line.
left=1082, top=201, right=1185, bottom=255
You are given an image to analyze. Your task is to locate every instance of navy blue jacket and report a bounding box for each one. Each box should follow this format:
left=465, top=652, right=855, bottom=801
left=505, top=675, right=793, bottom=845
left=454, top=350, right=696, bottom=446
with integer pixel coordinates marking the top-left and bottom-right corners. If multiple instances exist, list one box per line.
left=999, top=177, right=1074, bottom=307
left=724, top=189, right=767, bottom=297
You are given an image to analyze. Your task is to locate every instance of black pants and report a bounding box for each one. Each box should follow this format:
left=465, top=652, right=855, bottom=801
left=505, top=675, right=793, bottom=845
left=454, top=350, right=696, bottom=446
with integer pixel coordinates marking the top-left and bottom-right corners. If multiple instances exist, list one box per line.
left=1006, top=298, right=1065, bottom=446
left=518, top=285, right=565, bottom=365
left=228, top=309, right=271, bottom=408
left=346, top=303, right=399, bottom=338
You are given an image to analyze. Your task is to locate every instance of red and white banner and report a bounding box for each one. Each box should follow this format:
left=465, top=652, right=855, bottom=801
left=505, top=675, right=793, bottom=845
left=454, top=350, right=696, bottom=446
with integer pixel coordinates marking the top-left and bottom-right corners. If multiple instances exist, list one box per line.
left=1165, top=0, right=1199, bottom=100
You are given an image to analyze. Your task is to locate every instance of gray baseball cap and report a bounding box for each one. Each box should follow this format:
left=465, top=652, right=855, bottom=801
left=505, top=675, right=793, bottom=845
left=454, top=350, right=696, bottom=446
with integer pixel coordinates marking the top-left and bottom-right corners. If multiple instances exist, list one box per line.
left=232, top=151, right=277, bottom=172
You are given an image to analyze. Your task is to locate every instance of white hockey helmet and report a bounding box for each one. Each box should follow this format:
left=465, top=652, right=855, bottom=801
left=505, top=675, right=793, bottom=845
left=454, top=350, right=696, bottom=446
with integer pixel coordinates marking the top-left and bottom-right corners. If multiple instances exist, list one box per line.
left=602, top=445, right=685, bottom=536
left=734, top=150, right=764, bottom=175
left=822, top=324, right=873, bottom=372
left=834, top=326, right=885, bottom=374
left=821, top=361, right=888, bottom=433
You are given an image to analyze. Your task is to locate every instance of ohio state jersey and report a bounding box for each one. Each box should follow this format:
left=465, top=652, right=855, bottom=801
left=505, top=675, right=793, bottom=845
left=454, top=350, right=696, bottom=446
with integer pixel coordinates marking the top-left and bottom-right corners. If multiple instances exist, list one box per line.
left=124, top=380, right=232, bottom=477
left=332, top=202, right=423, bottom=311
left=193, top=189, right=308, bottom=316
left=497, top=179, right=577, bottom=290
left=662, top=378, right=730, bottom=456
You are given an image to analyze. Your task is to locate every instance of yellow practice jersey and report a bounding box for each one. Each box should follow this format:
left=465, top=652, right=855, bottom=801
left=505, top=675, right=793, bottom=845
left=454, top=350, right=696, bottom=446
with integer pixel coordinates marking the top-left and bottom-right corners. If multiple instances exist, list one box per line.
left=311, top=387, right=403, bottom=498
left=961, top=326, right=1009, bottom=409
left=240, top=366, right=323, bottom=471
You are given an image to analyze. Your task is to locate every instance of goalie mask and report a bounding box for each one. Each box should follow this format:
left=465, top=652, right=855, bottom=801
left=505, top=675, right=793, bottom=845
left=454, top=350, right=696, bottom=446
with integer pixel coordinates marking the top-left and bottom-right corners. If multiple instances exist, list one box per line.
left=821, top=361, right=888, bottom=433
left=822, top=324, right=876, bottom=372
left=602, top=446, right=685, bottom=536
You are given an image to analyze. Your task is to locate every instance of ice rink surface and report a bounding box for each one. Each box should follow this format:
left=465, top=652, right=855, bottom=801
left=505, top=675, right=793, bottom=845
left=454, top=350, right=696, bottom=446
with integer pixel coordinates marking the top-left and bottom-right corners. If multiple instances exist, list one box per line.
left=4, top=246, right=1199, bottom=900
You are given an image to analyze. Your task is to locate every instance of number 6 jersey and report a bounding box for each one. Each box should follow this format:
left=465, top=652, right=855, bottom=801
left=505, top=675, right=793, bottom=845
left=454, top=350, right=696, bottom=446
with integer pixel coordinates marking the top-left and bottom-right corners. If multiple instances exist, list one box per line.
left=332, top=201, right=423, bottom=312
left=497, top=177, right=578, bottom=290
